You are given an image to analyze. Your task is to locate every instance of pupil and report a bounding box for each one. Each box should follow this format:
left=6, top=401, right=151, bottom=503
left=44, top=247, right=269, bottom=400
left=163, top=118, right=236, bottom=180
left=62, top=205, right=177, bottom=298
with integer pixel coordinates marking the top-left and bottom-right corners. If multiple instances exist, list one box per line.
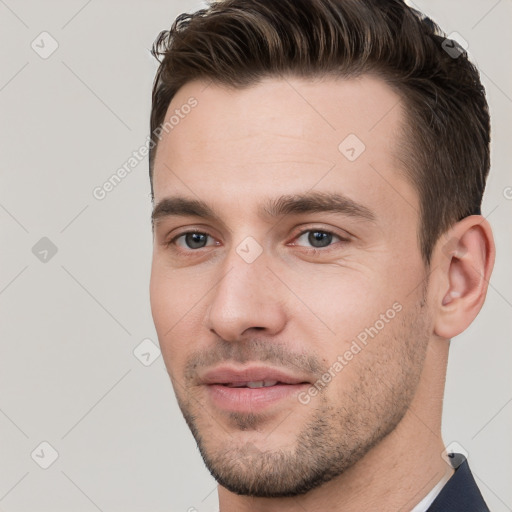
left=308, top=231, right=331, bottom=248
left=186, top=233, right=207, bottom=249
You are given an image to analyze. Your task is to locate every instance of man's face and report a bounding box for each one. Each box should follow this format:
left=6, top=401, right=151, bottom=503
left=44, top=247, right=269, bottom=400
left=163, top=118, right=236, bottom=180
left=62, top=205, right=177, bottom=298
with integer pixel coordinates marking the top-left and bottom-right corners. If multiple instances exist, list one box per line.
left=150, top=75, right=432, bottom=497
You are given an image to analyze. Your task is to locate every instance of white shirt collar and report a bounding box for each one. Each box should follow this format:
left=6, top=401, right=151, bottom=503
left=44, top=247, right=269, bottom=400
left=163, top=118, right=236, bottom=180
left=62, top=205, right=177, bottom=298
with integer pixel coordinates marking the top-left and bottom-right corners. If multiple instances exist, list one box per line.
left=409, top=465, right=455, bottom=512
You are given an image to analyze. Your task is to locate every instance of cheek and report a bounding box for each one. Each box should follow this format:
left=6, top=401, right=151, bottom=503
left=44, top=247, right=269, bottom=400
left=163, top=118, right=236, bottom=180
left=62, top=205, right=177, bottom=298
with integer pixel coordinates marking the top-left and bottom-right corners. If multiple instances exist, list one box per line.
left=149, top=265, right=174, bottom=335
left=284, top=265, right=394, bottom=342
left=150, top=262, right=209, bottom=367
left=150, top=260, right=204, bottom=331
left=150, top=265, right=187, bottom=363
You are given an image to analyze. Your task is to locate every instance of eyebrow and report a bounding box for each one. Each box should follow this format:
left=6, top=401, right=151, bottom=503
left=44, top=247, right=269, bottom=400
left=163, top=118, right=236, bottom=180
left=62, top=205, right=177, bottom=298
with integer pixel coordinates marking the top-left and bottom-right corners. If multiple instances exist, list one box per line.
left=151, top=191, right=376, bottom=226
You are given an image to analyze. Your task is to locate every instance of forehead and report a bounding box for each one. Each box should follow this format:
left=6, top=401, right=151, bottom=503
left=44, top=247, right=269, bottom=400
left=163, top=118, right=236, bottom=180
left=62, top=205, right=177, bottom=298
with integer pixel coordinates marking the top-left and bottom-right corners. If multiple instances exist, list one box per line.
left=152, top=74, right=416, bottom=223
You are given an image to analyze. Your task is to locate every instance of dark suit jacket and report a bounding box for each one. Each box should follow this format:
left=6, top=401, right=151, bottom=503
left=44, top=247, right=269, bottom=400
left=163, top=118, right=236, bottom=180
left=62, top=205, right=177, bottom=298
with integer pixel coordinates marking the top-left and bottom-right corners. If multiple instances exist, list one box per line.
left=427, top=454, right=489, bottom=511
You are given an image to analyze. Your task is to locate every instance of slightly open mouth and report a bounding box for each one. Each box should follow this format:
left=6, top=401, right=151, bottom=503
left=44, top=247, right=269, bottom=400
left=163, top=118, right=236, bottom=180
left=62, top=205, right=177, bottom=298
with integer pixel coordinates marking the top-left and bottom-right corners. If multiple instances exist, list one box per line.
left=221, top=381, right=307, bottom=388
left=207, top=379, right=310, bottom=412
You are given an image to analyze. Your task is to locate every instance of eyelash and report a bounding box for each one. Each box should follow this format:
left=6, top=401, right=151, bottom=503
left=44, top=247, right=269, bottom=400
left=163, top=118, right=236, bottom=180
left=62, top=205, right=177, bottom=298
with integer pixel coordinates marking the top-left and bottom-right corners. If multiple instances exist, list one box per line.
left=166, top=228, right=350, bottom=255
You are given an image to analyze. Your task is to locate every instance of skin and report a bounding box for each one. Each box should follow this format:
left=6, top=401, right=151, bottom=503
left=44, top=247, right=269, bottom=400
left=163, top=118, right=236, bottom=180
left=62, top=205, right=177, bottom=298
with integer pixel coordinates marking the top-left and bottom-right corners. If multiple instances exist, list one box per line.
left=149, top=75, right=495, bottom=511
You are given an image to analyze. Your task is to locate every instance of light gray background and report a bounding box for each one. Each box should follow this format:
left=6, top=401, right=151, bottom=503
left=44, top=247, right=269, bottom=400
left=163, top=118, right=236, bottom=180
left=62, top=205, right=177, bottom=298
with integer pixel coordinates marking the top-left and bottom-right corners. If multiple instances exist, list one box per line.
left=0, top=0, right=510, bottom=511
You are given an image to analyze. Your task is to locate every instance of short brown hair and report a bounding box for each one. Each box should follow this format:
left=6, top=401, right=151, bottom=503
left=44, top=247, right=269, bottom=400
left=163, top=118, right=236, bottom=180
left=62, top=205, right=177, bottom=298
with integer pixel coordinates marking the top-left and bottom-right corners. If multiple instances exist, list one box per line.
left=149, top=0, right=490, bottom=265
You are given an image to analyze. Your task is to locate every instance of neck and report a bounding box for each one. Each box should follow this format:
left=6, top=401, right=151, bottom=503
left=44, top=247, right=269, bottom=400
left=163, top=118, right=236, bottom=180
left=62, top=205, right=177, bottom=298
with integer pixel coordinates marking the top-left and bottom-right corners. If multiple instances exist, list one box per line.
left=218, top=339, right=451, bottom=512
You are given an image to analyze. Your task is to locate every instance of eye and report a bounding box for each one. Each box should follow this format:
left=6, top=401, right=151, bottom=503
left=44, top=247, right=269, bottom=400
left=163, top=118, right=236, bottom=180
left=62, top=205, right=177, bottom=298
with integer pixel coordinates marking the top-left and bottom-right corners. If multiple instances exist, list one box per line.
left=170, top=231, right=217, bottom=250
left=165, top=227, right=349, bottom=255
left=292, top=229, right=348, bottom=252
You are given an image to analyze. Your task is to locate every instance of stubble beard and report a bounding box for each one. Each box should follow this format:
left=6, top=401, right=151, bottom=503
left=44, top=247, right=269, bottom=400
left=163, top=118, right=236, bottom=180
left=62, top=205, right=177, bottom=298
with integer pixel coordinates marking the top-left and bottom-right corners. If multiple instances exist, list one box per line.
left=172, top=299, right=430, bottom=497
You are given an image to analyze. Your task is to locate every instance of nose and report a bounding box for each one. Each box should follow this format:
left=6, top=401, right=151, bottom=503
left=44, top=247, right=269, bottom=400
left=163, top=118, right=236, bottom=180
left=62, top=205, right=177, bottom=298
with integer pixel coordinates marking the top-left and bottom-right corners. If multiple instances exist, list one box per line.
left=204, top=248, right=287, bottom=342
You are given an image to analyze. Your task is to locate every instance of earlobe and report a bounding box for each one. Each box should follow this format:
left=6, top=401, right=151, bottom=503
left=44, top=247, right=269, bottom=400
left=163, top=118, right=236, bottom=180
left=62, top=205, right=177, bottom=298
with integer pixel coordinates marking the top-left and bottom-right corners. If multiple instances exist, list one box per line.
left=433, top=216, right=495, bottom=339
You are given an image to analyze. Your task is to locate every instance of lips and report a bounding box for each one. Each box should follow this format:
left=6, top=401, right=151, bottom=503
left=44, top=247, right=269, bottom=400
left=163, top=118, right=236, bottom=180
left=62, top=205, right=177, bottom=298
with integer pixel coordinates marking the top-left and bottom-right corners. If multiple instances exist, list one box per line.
left=199, top=365, right=311, bottom=413
left=200, top=365, right=311, bottom=387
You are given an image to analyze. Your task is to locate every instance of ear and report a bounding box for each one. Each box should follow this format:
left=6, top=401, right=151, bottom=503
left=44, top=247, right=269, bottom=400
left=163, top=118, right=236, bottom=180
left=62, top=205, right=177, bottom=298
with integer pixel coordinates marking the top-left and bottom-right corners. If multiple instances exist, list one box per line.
left=431, top=215, right=495, bottom=339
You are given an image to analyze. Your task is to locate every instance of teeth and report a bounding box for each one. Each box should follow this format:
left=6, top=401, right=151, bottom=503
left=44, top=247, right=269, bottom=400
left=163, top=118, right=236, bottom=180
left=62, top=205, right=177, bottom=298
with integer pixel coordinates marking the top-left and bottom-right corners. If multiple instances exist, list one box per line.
left=225, top=380, right=279, bottom=388
left=247, top=380, right=278, bottom=388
